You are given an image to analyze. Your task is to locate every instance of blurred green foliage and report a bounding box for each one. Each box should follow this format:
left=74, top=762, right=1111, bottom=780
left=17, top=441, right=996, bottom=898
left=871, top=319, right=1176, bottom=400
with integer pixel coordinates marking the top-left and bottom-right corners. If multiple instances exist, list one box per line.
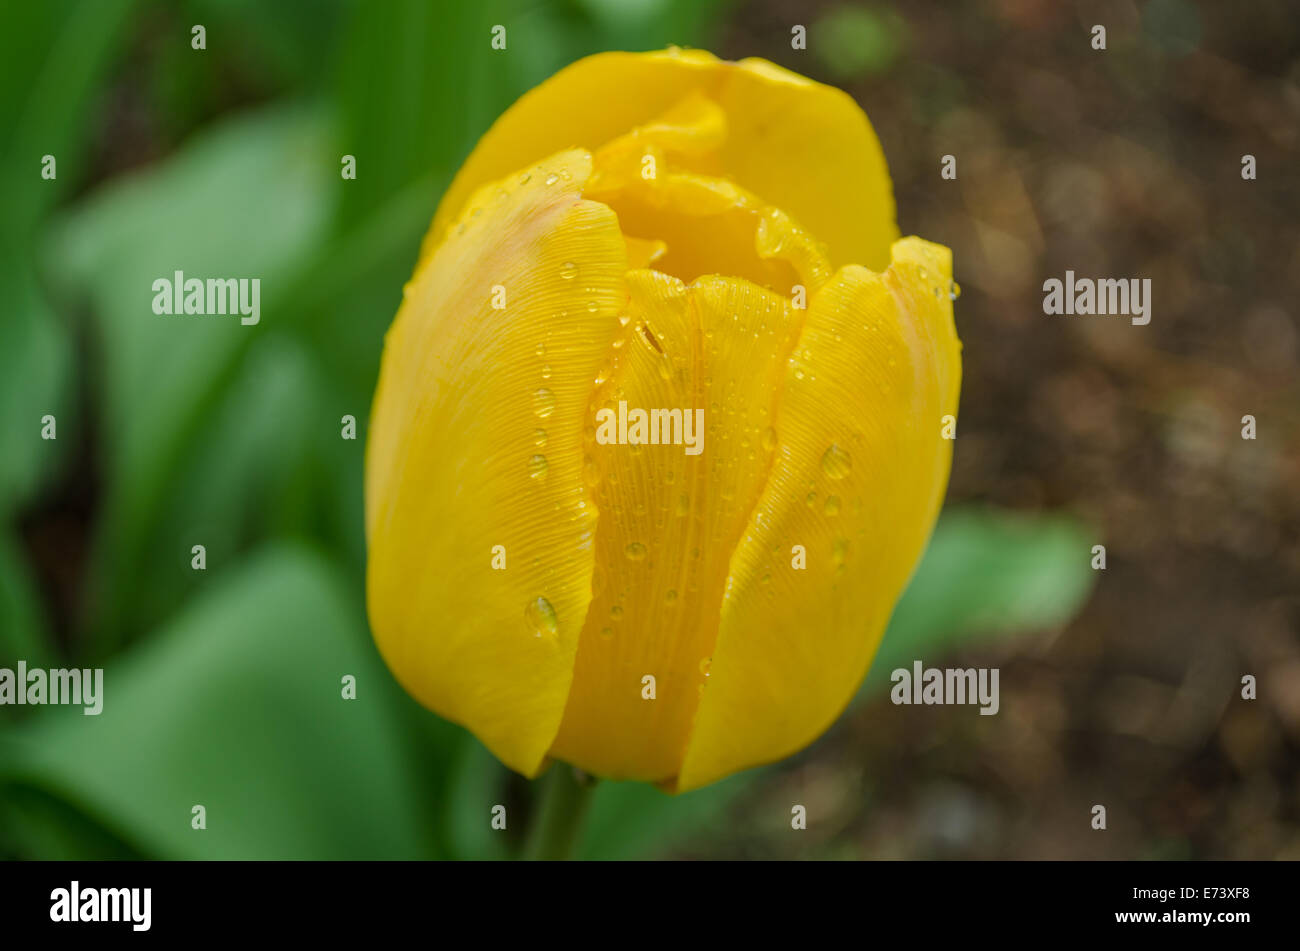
left=0, top=0, right=1095, bottom=859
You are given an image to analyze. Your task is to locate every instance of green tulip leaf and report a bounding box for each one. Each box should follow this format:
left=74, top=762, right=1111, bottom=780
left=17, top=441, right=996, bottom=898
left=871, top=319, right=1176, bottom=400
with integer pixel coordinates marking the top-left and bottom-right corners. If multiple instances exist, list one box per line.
left=45, top=105, right=335, bottom=649
left=864, top=506, right=1096, bottom=692
left=1, top=546, right=446, bottom=859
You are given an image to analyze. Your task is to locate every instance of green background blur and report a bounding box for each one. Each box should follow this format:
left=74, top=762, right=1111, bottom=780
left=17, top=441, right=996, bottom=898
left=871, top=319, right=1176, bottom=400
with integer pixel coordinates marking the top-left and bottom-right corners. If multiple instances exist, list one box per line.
left=16, top=0, right=1269, bottom=860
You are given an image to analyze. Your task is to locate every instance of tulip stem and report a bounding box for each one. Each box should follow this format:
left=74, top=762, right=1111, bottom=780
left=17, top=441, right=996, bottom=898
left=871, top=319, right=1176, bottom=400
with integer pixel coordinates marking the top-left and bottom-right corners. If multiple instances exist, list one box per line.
left=522, top=764, right=597, bottom=861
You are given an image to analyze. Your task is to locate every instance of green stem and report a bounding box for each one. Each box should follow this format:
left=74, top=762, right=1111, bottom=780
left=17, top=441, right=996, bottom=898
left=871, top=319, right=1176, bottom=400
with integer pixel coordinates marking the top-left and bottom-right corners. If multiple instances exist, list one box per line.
left=523, top=765, right=597, bottom=861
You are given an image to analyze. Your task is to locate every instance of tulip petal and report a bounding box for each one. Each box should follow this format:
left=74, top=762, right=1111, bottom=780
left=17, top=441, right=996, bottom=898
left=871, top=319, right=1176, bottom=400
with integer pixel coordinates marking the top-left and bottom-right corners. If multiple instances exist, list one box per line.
left=547, top=270, right=802, bottom=782
left=365, top=149, right=627, bottom=777
left=676, top=238, right=962, bottom=792
left=425, top=49, right=897, bottom=271
left=587, top=162, right=832, bottom=292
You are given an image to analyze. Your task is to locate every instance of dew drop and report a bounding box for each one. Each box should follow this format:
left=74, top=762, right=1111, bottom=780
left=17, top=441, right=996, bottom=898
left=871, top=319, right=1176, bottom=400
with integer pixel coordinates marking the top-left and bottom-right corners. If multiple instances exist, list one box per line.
left=610, top=604, right=624, bottom=620
left=535, top=341, right=546, bottom=357
left=545, top=173, right=559, bottom=185
left=665, top=589, right=678, bottom=604
left=950, top=280, right=962, bottom=301
left=527, top=454, right=549, bottom=481
left=820, top=443, right=852, bottom=480
left=586, top=300, right=599, bottom=313
left=525, top=597, right=558, bottom=638
left=600, top=626, right=614, bottom=639
left=625, top=542, right=647, bottom=561
left=698, top=657, right=712, bottom=678
left=533, top=388, right=556, bottom=418
left=824, top=494, right=841, bottom=516
left=519, top=172, right=532, bottom=185
left=832, top=538, right=850, bottom=566
left=676, top=494, right=690, bottom=516
left=541, top=364, right=552, bottom=380
left=761, top=427, right=777, bottom=451
left=559, top=261, right=578, bottom=281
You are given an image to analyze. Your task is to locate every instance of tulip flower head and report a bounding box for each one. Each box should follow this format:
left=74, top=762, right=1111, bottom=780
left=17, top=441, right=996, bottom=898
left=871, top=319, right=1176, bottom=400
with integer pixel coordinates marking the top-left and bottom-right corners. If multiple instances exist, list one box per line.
left=366, top=49, right=961, bottom=792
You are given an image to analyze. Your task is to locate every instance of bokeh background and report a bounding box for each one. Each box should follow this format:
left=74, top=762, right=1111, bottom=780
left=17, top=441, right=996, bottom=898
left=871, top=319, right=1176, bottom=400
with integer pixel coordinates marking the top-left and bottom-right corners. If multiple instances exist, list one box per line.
left=0, top=0, right=1295, bottom=859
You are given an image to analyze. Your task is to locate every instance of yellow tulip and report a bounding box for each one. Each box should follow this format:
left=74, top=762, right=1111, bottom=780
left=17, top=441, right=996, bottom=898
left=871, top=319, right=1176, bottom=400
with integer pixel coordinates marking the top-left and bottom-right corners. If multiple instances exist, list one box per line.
left=365, top=49, right=961, bottom=793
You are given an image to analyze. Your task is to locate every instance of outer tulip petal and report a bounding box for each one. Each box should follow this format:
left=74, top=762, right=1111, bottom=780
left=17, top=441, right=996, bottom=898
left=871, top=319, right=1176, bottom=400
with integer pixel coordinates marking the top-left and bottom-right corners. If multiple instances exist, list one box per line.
left=676, top=238, right=962, bottom=792
left=365, top=149, right=627, bottom=778
left=547, top=270, right=801, bottom=782
left=424, top=49, right=898, bottom=272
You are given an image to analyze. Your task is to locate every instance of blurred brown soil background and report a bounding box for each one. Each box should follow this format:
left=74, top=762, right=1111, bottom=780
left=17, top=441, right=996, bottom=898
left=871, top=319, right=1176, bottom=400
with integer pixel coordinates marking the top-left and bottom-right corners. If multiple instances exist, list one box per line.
left=681, top=0, right=1300, bottom=859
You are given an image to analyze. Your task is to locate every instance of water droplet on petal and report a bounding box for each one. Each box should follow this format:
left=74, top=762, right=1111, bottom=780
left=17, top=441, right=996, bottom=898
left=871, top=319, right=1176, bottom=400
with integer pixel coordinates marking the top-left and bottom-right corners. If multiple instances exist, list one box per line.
left=527, top=454, right=549, bottom=481
left=559, top=261, right=578, bottom=280
left=625, top=542, right=647, bottom=561
left=761, top=427, right=777, bottom=451
left=824, top=494, right=841, bottom=516
left=821, top=443, right=852, bottom=480
left=698, top=657, right=712, bottom=678
left=545, top=173, right=559, bottom=185
left=533, top=388, right=556, bottom=418
left=525, top=597, right=558, bottom=638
